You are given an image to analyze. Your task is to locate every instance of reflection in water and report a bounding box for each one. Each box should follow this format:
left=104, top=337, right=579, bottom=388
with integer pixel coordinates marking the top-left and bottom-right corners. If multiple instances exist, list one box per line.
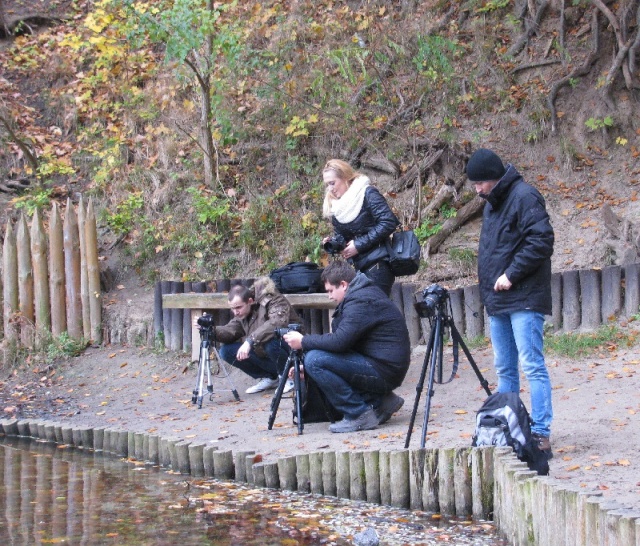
left=0, top=437, right=506, bottom=545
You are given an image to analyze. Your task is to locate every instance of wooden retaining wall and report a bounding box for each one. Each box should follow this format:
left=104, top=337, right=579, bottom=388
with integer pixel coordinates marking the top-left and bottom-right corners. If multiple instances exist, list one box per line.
left=1, top=197, right=102, bottom=346
left=1, top=418, right=638, bottom=544
left=156, top=262, right=640, bottom=352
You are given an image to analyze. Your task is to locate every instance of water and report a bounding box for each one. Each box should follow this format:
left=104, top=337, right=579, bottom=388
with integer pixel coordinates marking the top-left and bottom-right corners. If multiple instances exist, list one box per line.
left=0, top=437, right=507, bottom=545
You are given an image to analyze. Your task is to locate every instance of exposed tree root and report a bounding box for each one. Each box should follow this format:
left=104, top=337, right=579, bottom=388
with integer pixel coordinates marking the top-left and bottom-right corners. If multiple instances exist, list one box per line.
left=507, top=0, right=549, bottom=58
left=425, top=196, right=485, bottom=256
left=548, top=9, right=600, bottom=133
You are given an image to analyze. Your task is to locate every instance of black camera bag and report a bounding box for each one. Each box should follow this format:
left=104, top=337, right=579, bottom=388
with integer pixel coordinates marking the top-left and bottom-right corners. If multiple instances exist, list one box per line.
left=292, top=374, right=342, bottom=424
left=270, top=262, right=324, bottom=294
left=386, top=230, right=421, bottom=276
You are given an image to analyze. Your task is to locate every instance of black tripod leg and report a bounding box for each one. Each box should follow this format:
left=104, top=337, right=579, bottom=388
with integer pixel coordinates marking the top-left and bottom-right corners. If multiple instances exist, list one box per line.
left=268, top=355, right=293, bottom=430
left=420, top=318, right=443, bottom=448
left=292, top=354, right=304, bottom=435
left=449, top=323, right=492, bottom=396
left=405, top=322, right=437, bottom=448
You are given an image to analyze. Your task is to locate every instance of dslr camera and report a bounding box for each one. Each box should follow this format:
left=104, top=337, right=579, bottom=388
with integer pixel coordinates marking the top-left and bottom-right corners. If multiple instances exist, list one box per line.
left=197, top=313, right=216, bottom=328
left=323, top=234, right=346, bottom=255
left=274, top=323, right=303, bottom=338
left=415, top=284, right=448, bottom=318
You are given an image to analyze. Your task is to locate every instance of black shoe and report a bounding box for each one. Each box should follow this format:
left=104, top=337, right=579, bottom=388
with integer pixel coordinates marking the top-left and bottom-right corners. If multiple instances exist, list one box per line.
left=375, top=392, right=404, bottom=425
left=532, top=433, right=553, bottom=459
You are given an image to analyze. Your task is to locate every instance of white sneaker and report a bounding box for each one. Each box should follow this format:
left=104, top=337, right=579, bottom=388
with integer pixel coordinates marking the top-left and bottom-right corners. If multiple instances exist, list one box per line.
left=283, top=379, right=295, bottom=394
left=245, top=377, right=279, bottom=394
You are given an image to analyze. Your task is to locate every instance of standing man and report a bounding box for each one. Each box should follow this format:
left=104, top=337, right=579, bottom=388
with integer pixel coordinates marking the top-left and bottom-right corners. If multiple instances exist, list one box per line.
left=467, top=148, right=554, bottom=456
left=209, top=277, right=300, bottom=394
left=283, top=261, right=410, bottom=433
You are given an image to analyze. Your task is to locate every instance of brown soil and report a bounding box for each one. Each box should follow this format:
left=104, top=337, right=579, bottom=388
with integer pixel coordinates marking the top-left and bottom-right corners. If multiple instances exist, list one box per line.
left=1, top=331, right=639, bottom=512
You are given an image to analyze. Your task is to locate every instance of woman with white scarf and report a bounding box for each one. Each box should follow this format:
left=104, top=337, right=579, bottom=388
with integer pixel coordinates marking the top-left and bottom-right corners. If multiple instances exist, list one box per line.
left=322, top=159, right=400, bottom=295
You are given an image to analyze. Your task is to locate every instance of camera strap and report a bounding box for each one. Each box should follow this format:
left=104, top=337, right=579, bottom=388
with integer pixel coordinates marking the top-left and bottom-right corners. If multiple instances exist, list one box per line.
left=435, top=329, right=460, bottom=384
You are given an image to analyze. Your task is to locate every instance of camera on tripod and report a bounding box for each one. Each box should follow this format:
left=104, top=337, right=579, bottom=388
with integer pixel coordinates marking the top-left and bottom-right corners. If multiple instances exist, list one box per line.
left=274, top=323, right=303, bottom=338
left=323, top=234, right=346, bottom=255
left=197, top=313, right=216, bottom=329
left=414, top=284, right=449, bottom=318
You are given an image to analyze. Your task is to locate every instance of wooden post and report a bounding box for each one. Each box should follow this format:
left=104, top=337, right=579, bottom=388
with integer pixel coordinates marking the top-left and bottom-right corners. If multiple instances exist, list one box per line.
left=48, top=203, right=66, bottom=337
left=16, top=214, right=34, bottom=347
left=169, top=281, right=183, bottom=351
left=30, top=209, right=51, bottom=340
left=77, top=196, right=91, bottom=339
left=63, top=199, right=82, bottom=339
left=85, top=200, right=102, bottom=343
left=3, top=221, right=19, bottom=342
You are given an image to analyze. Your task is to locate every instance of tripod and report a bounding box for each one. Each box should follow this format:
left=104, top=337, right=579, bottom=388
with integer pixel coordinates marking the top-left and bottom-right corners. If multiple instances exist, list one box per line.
left=405, top=293, right=492, bottom=448
left=268, top=348, right=305, bottom=435
left=192, top=325, right=241, bottom=408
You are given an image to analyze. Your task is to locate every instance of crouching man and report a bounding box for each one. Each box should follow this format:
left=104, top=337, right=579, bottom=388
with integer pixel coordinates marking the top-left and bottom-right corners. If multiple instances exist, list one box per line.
left=283, top=261, right=410, bottom=433
left=206, top=277, right=301, bottom=394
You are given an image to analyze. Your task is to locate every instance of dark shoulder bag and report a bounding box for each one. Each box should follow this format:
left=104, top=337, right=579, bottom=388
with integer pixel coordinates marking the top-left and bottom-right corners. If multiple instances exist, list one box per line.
left=386, top=230, right=421, bottom=276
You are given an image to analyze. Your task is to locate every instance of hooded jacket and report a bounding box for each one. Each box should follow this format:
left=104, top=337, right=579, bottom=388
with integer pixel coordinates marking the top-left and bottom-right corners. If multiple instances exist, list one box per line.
left=478, top=165, right=554, bottom=315
left=332, top=183, right=400, bottom=272
left=213, top=277, right=300, bottom=357
left=301, top=273, right=410, bottom=387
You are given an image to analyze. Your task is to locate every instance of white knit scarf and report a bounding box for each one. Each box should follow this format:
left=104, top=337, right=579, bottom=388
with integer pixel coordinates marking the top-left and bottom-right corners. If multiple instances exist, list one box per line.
left=331, top=175, right=370, bottom=223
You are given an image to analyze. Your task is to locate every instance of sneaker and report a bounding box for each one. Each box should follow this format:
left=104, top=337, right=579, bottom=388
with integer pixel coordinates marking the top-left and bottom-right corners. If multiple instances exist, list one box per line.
left=282, top=379, right=295, bottom=394
left=375, top=392, right=404, bottom=425
left=329, top=407, right=378, bottom=433
left=245, top=377, right=279, bottom=394
left=532, top=433, right=554, bottom=459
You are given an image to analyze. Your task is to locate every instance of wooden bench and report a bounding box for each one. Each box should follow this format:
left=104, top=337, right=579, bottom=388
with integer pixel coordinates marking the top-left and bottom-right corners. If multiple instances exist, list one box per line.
left=162, top=292, right=336, bottom=361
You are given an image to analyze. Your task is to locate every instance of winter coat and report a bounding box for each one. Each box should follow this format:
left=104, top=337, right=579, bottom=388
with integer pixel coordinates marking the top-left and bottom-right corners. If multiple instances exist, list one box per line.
left=213, top=277, right=300, bottom=357
left=301, top=273, right=410, bottom=387
left=477, top=165, right=554, bottom=316
left=332, top=186, right=400, bottom=272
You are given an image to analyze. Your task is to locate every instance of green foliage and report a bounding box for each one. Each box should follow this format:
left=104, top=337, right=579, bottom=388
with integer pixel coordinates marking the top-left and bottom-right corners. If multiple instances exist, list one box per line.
left=585, top=116, right=614, bottom=131
left=544, top=325, right=634, bottom=358
left=412, top=35, right=461, bottom=81
left=415, top=220, right=442, bottom=242
left=104, top=192, right=144, bottom=236
left=186, top=187, right=232, bottom=226
left=13, top=188, right=54, bottom=216
left=45, top=332, right=89, bottom=362
left=440, top=203, right=457, bottom=219
left=475, top=0, right=511, bottom=13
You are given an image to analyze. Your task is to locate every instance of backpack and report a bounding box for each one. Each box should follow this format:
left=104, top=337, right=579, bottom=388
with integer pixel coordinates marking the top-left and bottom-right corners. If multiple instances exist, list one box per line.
left=292, top=374, right=343, bottom=424
left=472, top=392, right=550, bottom=476
left=385, top=230, right=421, bottom=276
left=270, top=262, right=324, bottom=294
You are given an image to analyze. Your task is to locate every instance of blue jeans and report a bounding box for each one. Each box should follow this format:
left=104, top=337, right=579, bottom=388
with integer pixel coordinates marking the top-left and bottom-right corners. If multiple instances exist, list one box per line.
left=489, top=311, right=553, bottom=437
left=304, top=349, right=394, bottom=419
left=219, top=338, right=290, bottom=380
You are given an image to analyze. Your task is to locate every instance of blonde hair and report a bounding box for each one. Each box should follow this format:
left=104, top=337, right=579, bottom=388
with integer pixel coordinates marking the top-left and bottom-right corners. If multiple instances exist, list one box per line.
left=322, top=159, right=361, bottom=218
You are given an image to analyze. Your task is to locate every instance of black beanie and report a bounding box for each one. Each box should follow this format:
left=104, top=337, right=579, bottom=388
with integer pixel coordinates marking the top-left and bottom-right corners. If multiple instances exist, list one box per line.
left=466, top=148, right=506, bottom=182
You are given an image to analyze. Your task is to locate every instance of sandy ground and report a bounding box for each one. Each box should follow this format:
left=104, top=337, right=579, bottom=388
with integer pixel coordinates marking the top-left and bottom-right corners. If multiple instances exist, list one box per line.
left=1, top=338, right=639, bottom=512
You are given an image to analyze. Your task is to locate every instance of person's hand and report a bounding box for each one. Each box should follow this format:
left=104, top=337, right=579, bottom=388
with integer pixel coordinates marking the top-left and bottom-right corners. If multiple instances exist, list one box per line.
left=288, top=364, right=305, bottom=380
left=283, top=331, right=304, bottom=350
left=341, top=240, right=359, bottom=259
left=236, top=340, right=251, bottom=360
left=494, top=273, right=512, bottom=291
left=322, top=236, right=331, bottom=245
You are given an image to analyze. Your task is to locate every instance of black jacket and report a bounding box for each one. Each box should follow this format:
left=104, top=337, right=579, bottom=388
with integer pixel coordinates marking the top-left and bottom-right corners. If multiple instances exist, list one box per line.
left=478, top=165, right=554, bottom=315
left=332, top=186, right=400, bottom=271
left=301, top=273, right=410, bottom=387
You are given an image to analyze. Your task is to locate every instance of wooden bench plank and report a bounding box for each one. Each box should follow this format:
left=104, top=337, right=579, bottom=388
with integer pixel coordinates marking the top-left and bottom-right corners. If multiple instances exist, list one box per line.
left=163, top=293, right=336, bottom=310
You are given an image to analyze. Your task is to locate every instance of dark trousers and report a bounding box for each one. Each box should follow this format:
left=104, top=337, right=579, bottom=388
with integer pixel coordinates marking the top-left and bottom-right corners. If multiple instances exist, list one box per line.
left=219, top=338, right=290, bottom=380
